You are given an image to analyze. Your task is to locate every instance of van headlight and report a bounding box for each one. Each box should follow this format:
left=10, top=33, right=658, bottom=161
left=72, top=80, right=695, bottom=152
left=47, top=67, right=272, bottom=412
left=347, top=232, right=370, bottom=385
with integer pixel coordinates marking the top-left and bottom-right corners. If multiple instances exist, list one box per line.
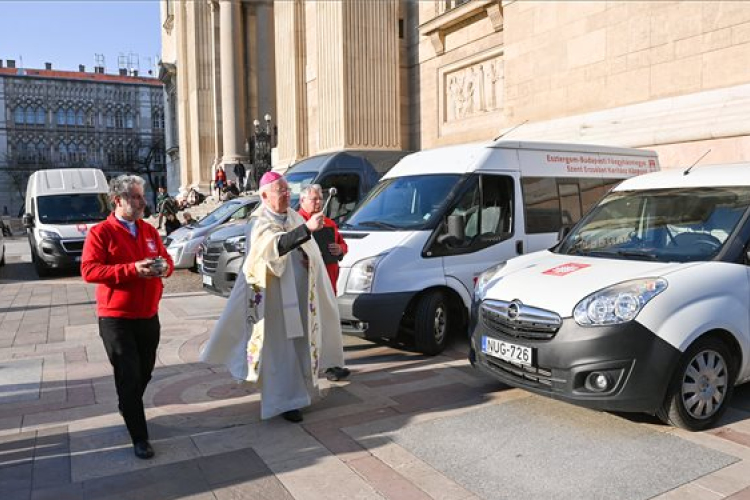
left=345, top=255, right=385, bottom=294
left=224, top=235, right=246, bottom=254
left=475, top=262, right=507, bottom=299
left=573, top=278, right=668, bottom=326
left=38, top=229, right=61, bottom=240
left=171, top=231, right=193, bottom=245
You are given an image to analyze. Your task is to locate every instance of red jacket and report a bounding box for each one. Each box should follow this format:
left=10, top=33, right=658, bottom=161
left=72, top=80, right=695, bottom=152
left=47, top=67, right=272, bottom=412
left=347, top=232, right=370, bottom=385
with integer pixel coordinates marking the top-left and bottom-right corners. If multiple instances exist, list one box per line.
left=82, top=214, right=173, bottom=319
left=298, top=209, right=348, bottom=294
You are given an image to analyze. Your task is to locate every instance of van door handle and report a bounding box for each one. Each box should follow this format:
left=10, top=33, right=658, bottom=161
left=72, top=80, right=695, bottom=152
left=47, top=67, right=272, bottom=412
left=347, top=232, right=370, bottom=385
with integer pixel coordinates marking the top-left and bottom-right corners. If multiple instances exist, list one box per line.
left=515, top=240, right=524, bottom=255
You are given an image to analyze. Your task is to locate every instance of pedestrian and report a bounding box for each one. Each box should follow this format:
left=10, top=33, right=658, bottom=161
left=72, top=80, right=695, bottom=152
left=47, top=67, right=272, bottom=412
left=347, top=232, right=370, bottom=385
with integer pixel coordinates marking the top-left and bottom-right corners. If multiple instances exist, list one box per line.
left=183, top=211, right=195, bottom=225
left=215, top=166, right=226, bottom=201
left=223, top=180, right=240, bottom=200
left=81, top=175, right=173, bottom=460
left=200, top=171, right=347, bottom=423
left=155, top=186, right=169, bottom=229
left=233, top=163, right=247, bottom=193
left=164, top=212, right=182, bottom=235
left=298, top=184, right=350, bottom=381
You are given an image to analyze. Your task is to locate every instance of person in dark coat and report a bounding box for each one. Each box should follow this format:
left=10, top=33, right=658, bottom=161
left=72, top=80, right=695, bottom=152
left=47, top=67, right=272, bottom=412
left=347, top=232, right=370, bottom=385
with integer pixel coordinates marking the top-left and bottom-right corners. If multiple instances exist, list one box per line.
left=233, top=164, right=247, bottom=193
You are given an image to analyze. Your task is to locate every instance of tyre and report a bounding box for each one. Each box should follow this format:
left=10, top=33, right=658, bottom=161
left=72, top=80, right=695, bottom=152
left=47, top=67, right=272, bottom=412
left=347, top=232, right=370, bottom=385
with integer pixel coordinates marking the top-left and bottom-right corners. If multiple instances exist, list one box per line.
left=0, top=245, right=5, bottom=267
left=32, top=250, right=51, bottom=277
left=658, top=337, right=735, bottom=431
left=414, top=291, right=452, bottom=356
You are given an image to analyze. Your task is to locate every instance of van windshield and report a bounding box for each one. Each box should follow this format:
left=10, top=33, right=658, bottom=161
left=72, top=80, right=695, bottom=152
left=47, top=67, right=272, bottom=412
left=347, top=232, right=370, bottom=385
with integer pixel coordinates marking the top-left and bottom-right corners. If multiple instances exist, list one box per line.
left=285, top=171, right=318, bottom=208
left=556, top=187, right=750, bottom=262
left=342, top=175, right=460, bottom=231
left=37, top=194, right=110, bottom=224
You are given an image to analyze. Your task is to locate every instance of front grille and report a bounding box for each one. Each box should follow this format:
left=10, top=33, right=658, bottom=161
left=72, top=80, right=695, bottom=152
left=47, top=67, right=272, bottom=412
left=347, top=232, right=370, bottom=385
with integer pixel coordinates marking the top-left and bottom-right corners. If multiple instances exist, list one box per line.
left=484, top=355, right=556, bottom=387
left=481, top=300, right=562, bottom=341
left=202, top=241, right=224, bottom=274
left=60, top=239, right=85, bottom=254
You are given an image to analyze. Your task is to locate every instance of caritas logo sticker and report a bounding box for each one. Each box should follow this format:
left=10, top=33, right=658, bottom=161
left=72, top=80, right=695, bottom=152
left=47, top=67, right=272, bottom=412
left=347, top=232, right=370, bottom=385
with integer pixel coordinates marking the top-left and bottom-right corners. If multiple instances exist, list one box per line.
left=543, top=263, right=591, bottom=276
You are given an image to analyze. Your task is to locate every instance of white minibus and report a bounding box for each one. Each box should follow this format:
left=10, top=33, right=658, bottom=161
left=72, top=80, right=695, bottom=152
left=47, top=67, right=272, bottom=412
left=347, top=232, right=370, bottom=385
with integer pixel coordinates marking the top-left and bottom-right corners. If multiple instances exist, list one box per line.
left=472, top=163, right=750, bottom=430
left=337, top=140, right=659, bottom=354
left=22, top=168, right=110, bottom=276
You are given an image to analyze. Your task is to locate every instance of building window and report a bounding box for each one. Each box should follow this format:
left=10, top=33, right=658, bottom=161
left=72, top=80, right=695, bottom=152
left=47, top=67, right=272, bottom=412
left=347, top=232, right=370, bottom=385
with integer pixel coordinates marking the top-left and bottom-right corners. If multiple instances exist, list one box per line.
left=57, top=109, right=65, bottom=125
left=86, top=112, right=94, bottom=127
left=106, top=112, right=114, bottom=128
left=59, top=143, right=68, bottom=164
left=76, top=110, right=84, bottom=126
left=115, top=111, right=123, bottom=129
left=26, top=108, right=35, bottom=124
left=66, top=109, right=75, bottom=126
left=125, top=113, right=134, bottom=129
left=69, top=143, right=78, bottom=163
left=36, top=108, right=45, bottom=125
left=14, top=107, right=24, bottom=124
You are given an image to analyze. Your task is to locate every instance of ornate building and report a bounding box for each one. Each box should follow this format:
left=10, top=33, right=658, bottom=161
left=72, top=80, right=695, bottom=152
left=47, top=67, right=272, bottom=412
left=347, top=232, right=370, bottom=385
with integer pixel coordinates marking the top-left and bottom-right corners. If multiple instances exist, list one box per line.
left=162, top=0, right=750, bottom=191
left=0, top=61, right=165, bottom=215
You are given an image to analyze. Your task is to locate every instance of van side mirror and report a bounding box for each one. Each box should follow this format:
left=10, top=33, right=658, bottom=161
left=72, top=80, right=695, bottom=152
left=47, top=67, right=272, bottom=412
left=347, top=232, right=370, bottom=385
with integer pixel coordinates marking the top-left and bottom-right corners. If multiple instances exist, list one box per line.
left=22, top=213, right=34, bottom=229
left=558, top=225, right=572, bottom=241
left=438, top=214, right=466, bottom=245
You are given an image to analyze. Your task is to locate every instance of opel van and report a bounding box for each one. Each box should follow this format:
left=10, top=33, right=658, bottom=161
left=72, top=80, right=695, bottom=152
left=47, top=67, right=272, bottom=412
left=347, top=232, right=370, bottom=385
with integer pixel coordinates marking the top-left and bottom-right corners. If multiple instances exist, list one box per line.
left=471, top=163, right=750, bottom=430
left=337, top=140, right=659, bottom=354
left=23, top=168, right=110, bottom=277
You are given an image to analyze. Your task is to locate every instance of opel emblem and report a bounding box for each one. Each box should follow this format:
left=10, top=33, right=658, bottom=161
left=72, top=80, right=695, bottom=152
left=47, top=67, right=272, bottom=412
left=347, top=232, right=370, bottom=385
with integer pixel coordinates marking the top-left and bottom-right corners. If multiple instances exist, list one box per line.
left=507, top=301, right=522, bottom=321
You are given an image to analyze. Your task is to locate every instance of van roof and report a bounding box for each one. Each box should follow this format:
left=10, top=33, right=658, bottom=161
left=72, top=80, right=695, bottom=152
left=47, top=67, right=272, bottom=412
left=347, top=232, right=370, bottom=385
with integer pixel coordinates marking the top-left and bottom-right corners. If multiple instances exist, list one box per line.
left=614, top=163, right=750, bottom=191
left=384, top=140, right=657, bottom=179
left=28, top=168, right=108, bottom=196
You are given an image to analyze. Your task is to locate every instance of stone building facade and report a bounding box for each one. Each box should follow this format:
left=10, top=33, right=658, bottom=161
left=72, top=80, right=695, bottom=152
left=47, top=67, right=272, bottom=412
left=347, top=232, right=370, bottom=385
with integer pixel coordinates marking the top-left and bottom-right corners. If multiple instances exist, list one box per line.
left=0, top=63, right=165, bottom=216
left=162, top=0, right=750, bottom=190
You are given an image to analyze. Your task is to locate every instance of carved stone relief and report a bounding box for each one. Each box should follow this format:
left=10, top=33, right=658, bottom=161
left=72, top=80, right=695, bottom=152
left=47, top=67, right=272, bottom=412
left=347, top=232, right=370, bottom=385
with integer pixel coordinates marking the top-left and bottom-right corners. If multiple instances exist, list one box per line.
left=444, top=56, right=503, bottom=122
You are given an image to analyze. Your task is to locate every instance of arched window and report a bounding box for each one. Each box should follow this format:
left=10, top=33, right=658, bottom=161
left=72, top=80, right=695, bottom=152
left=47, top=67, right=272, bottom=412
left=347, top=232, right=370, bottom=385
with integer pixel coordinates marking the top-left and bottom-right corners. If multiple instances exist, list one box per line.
left=76, top=110, right=84, bottom=126
left=14, top=107, right=24, bottom=124
left=36, top=108, right=45, bottom=125
left=59, top=143, right=68, bottom=163
left=86, top=112, right=94, bottom=127
left=106, top=112, right=114, bottom=128
left=79, top=144, right=88, bottom=164
left=66, top=109, right=75, bottom=125
left=57, top=109, right=65, bottom=125
left=25, top=108, right=34, bottom=124
left=125, top=113, right=134, bottom=128
left=36, top=142, right=47, bottom=162
left=115, top=111, right=123, bottom=128
left=69, top=143, right=78, bottom=163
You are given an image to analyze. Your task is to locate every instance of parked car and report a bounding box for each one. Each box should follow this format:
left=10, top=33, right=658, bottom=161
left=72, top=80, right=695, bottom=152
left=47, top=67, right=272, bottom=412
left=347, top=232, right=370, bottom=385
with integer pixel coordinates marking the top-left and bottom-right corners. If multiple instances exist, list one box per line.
left=471, top=162, right=750, bottom=431
left=199, top=219, right=255, bottom=296
left=199, top=150, right=409, bottom=296
left=166, top=196, right=259, bottom=269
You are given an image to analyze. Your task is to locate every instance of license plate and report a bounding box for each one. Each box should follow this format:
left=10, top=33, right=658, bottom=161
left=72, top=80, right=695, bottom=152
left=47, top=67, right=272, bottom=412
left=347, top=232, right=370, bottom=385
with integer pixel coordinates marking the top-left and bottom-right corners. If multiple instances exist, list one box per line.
left=202, top=274, right=212, bottom=286
left=482, top=336, right=533, bottom=367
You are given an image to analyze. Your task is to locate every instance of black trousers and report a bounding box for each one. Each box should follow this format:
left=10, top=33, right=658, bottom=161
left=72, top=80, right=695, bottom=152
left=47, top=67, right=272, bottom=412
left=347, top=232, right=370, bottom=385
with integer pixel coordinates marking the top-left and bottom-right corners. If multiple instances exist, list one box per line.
left=99, top=315, right=160, bottom=443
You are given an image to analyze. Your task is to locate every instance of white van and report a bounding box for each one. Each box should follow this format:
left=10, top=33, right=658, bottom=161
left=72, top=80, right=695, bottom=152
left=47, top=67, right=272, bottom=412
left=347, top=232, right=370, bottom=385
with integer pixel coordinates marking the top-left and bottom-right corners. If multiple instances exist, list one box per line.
left=23, top=168, right=110, bottom=276
left=471, top=163, right=750, bottom=431
left=337, top=140, right=659, bottom=354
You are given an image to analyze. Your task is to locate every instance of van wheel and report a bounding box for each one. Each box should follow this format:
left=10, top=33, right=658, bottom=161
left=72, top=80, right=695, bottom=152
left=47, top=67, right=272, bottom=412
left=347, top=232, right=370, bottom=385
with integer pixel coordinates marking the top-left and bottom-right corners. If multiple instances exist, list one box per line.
left=657, top=337, right=735, bottom=431
left=414, top=291, right=451, bottom=356
left=32, top=251, right=51, bottom=277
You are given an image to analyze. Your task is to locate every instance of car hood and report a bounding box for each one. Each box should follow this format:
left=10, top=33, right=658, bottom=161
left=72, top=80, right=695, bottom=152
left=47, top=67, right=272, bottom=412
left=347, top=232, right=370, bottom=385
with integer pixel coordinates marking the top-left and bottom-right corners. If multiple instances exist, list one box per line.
left=339, top=230, right=418, bottom=267
left=482, top=251, right=701, bottom=316
left=206, top=219, right=251, bottom=242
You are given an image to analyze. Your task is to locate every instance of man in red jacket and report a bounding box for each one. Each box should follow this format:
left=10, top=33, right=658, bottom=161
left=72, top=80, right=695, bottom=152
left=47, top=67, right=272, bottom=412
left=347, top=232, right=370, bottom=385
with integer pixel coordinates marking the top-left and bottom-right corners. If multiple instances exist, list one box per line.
left=81, top=175, right=173, bottom=460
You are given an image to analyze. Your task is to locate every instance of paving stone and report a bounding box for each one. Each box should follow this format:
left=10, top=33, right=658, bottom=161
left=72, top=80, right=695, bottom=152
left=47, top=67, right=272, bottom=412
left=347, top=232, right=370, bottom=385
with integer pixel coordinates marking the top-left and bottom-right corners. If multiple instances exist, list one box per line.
left=0, top=462, right=33, bottom=493
left=31, top=482, right=84, bottom=500
left=197, top=448, right=271, bottom=486
left=213, top=475, right=294, bottom=500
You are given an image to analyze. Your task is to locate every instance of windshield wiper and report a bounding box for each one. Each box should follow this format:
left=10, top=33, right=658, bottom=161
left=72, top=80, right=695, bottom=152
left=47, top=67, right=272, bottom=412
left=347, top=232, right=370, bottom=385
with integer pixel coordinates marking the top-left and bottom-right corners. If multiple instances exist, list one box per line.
left=356, top=220, right=400, bottom=229
left=615, top=249, right=659, bottom=260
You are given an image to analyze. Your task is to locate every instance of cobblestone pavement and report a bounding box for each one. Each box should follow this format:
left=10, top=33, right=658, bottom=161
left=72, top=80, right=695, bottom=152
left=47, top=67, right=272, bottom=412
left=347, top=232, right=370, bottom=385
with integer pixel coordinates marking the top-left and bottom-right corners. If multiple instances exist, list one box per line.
left=5, top=238, right=750, bottom=499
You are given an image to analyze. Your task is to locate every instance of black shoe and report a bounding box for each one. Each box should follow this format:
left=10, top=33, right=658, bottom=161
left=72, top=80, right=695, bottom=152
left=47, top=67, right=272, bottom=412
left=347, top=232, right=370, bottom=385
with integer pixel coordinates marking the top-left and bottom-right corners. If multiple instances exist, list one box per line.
left=325, top=366, right=351, bottom=381
left=282, top=410, right=303, bottom=423
left=133, top=440, right=155, bottom=460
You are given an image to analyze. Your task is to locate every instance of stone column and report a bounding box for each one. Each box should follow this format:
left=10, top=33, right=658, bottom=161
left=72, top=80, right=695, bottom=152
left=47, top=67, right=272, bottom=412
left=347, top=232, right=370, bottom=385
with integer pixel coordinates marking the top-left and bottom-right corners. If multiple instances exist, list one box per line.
left=219, top=0, right=247, bottom=172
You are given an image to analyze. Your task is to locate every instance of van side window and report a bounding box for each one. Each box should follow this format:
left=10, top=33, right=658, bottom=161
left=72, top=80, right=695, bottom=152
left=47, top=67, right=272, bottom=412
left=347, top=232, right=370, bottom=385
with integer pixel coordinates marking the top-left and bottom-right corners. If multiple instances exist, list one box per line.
left=320, top=174, right=360, bottom=222
left=434, top=174, right=514, bottom=255
left=523, top=177, right=619, bottom=234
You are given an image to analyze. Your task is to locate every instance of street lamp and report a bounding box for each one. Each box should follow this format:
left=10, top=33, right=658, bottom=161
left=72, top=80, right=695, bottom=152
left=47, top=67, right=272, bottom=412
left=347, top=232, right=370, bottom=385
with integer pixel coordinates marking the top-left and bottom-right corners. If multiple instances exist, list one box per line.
left=248, top=113, right=274, bottom=191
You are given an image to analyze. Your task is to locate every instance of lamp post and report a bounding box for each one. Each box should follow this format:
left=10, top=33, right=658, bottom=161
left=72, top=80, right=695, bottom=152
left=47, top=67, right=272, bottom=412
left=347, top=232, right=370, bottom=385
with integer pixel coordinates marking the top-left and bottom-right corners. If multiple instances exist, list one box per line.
left=248, top=113, right=273, bottom=191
